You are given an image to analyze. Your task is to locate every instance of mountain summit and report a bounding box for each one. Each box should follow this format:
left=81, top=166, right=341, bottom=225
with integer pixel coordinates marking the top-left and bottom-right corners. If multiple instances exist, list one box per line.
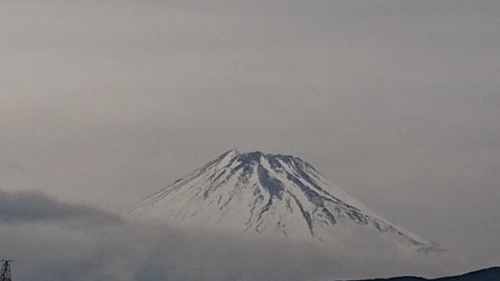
left=130, top=149, right=442, bottom=254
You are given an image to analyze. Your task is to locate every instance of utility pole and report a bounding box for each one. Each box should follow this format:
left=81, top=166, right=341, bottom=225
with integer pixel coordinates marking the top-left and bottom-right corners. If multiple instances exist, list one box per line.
left=0, top=260, right=12, bottom=281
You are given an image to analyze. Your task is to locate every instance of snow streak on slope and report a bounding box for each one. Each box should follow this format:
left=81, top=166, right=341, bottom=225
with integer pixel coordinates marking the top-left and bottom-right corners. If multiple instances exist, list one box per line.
left=130, top=149, right=442, bottom=254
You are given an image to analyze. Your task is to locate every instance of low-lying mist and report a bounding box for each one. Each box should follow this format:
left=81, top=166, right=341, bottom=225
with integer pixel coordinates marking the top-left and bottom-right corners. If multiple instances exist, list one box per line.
left=0, top=190, right=466, bottom=281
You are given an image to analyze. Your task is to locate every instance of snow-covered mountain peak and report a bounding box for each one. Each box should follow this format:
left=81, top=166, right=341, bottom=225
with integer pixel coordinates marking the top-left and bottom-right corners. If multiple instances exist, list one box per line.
left=216, top=149, right=317, bottom=175
left=130, top=150, right=444, bottom=254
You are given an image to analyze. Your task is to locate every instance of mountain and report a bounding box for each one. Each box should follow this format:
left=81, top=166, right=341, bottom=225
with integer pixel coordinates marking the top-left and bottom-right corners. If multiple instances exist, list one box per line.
left=345, top=267, right=500, bottom=281
left=130, top=149, right=442, bottom=254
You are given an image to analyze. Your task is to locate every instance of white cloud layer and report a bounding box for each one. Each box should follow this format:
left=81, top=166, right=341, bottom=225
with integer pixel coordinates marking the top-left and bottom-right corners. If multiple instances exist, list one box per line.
left=0, top=190, right=467, bottom=281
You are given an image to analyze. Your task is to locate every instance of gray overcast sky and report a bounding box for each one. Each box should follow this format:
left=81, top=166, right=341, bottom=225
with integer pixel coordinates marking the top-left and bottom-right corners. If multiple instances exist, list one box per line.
left=1, top=0, right=499, bottom=268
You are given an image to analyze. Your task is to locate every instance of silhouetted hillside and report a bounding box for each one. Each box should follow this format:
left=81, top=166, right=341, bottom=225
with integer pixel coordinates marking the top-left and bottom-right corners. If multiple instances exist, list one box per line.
left=346, top=267, right=500, bottom=281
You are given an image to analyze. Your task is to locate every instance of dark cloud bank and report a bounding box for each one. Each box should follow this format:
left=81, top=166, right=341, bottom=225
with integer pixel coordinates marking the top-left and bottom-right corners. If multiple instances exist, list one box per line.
left=0, top=190, right=121, bottom=224
left=0, top=190, right=467, bottom=281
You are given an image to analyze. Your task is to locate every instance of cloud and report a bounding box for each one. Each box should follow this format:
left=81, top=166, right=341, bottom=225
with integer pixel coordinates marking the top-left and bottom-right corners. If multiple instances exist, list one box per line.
left=0, top=190, right=464, bottom=281
left=0, top=221, right=446, bottom=281
left=0, top=189, right=121, bottom=225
